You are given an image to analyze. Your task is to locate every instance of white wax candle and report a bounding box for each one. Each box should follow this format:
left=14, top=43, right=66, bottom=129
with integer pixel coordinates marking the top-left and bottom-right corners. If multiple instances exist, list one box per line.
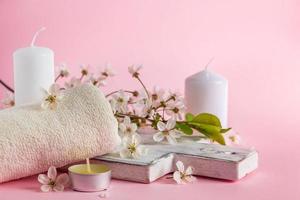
left=13, top=27, right=54, bottom=106
left=185, top=68, right=228, bottom=127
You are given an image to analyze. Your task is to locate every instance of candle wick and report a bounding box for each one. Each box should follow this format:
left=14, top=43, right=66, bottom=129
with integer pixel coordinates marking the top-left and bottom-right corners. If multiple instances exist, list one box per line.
left=86, top=158, right=92, bottom=173
left=30, top=27, right=46, bottom=47
left=204, top=57, right=215, bottom=71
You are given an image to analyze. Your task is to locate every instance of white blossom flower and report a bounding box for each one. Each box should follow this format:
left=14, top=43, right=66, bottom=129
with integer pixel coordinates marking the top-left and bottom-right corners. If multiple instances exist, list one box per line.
left=169, top=89, right=184, bottom=101
left=86, top=74, right=106, bottom=87
left=38, top=166, right=69, bottom=192
left=109, top=98, right=117, bottom=114
left=119, top=116, right=138, bottom=136
left=97, top=76, right=107, bottom=86
left=112, top=90, right=130, bottom=113
left=119, top=135, right=147, bottom=159
left=1, top=92, right=14, bottom=108
left=128, top=65, right=142, bottom=78
left=165, top=100, right=185, bottom=120
left=56, top=63, right=69, bottom=78
left=80, top=64, right=90, bottom=76
left=150, top=86, right=169, bottom=108
left=41, top=84, right=63, bottom=110
left=135, top=98, right=155, bottom=118
left=173, top=161, right=196, bottom=184
left=153, top=119, right=181, bottom=144
left=64, top=77, right=81, bottom=89
left=100, top=64, right=115, bottom=79
left=225, top=130, right=241, bottom=145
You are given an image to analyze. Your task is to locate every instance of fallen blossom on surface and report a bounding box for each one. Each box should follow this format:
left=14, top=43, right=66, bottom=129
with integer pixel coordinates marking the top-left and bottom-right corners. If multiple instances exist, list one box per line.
left=38, top=166, right=69, bottom=192
left=173, top=161, right=196, bottom=184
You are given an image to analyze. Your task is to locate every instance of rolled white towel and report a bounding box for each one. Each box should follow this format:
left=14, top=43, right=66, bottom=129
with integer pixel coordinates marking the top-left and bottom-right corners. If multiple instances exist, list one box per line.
left=0, top=84, right=121, bottom=183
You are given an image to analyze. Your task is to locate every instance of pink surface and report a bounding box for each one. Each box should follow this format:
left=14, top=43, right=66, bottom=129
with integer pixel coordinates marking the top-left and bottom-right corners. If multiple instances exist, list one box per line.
left=0, top=0, right=300, bottom=199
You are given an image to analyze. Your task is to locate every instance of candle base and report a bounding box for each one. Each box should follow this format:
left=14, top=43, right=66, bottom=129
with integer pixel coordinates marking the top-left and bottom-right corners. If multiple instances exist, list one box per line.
left=68, top=164, right=111, bottom=192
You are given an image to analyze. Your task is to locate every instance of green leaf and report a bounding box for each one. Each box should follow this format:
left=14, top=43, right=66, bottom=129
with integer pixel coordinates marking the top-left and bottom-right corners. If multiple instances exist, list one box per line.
left=176, top=123, right=193, bottom=135
left=185, top=113, right=195, bottom=122
left=220, top=128, right=231, bottom=133
left=192, top=113, right=222, bottom=128
left=188, top=122, right=225, bottom=145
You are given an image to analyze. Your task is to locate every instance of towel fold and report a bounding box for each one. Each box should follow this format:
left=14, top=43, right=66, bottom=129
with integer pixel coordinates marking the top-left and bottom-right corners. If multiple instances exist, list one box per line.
left=0, top=84, right=120, bottom=183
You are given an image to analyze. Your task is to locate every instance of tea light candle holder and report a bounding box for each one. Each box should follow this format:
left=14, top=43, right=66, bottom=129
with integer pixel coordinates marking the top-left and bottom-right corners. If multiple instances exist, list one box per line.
left=68, top=163, right=111, bottom=192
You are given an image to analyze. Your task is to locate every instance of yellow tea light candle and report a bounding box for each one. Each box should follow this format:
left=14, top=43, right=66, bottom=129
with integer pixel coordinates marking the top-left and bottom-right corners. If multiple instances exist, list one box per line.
left=68, top=163, right=111, bottom=192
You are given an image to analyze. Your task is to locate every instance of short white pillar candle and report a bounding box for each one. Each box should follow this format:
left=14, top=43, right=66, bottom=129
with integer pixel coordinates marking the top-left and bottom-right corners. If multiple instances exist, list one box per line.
left=13, top=27, right=54, bottom=106
left=185, top=67, right=228, bottom=127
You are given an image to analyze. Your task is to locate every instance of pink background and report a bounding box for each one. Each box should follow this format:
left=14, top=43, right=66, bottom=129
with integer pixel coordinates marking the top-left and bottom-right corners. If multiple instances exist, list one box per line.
left=0, top=0, right=300, bottom=199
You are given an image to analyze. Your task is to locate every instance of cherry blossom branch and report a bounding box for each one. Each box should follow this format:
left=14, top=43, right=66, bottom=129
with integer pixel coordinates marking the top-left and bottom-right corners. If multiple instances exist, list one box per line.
left=115, top=113, right=154, bottom=123
left=105, top=90, right=135, bottom=98
left=135, top=76, right=149, bottom=98
left=55, top=74, right=61, bottom=82
left=0, top=79, right=14, bottom=93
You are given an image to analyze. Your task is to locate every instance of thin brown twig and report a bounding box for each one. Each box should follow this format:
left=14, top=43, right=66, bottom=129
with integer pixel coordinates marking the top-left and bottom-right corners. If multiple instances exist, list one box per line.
left=55, top=74, right=61, bottom=82
left=136, top=76, right=149, bottom=98
left=0, top=79, right=14, bottom=93
left=115, top=113, right=154, bottom=123
left=105, top=90, right=135, bottom=98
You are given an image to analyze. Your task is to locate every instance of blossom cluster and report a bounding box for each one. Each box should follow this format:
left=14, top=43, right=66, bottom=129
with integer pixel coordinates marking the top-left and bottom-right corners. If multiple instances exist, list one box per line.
left=0, top=63, right=241, bottom=159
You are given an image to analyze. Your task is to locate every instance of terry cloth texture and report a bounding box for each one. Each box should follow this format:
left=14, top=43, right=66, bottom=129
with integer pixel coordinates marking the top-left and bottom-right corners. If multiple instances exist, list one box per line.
left=0, top=84, right=120, bottom=183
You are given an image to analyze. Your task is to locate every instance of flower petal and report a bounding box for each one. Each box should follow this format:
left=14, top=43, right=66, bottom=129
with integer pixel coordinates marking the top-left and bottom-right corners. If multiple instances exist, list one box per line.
left=40, top=184, right=51, bottom=192
left=166, top=119, right=176, bottom=130
left=49, top=84, right=60, bottom=95
left=47, top=166, right=57, bottom=180
left=157, top=121, right=166, bottom=131
left=41, top=101, right=50, bottom=110
left=132, top=134, right=141, bottom=144
left=136, top=146, right=148, bottom=156
left=53, top=184, right=64, bottom=192
left=38, top=174, right=50, bottom=185
left=185, top=175, right=196, bottom=183
left=173, top=171, right=182, bottom=184
left=170, top=130, right=181, bottom=139
left=131, top=123, right=138, bottom=133
left=56, top=173, right=69, bottom=186
left=153, top=132, right=164, bottom=142
left=176, top=161, right=185, bottom=172
left=120, top=149, right=131, bottom=158
left=132, top=151, right=140, bottom=159
left=123, top=116, right=131, bottom=125
left=119, top=123, right=126, bottom=133
left=166, top=135, right=177, bottom=145
left=185, top=166, right=193, bottom=176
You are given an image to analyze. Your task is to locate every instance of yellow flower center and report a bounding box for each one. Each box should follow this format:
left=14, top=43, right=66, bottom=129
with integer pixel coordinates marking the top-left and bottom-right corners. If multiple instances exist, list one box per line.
left=152, top=94, right=158, bottom=101
left=126, top=127, right=132, bottom=133
left=117, top=98, right=124, bottom=103
left=162, top=130, right=169, bottom=136
left=229, top=136, right=236, bottom=142
left=46, top=95, right=56, bottom=103
left=102, top=72, right=108, bottom=77
left=173, top=107, right=179, bottom=113
left=81, top=69, right=88, bottom=76
left=128, top=144, right=136, bottom=154
left=92, top=80, right=98, bottom=85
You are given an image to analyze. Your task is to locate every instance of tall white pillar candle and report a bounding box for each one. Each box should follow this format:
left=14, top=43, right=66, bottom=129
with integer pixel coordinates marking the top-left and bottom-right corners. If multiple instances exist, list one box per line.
left=185, top=68, right=228, bottom=127
left=13, top=27, right=54, bottom=106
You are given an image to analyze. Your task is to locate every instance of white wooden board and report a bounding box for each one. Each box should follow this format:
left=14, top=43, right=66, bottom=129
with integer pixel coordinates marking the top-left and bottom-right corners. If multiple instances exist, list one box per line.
left=93, top=135, right=258, bottom=183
